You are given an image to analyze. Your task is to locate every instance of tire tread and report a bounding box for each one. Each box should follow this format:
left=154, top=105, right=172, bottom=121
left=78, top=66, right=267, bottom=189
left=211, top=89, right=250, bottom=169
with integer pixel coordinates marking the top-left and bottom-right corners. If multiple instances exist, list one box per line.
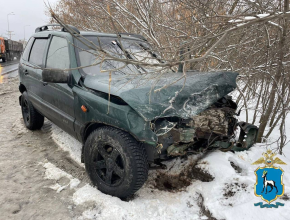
left=85, top=126, right=148, bottom=198
left=21, top=92, right=44, bottom=130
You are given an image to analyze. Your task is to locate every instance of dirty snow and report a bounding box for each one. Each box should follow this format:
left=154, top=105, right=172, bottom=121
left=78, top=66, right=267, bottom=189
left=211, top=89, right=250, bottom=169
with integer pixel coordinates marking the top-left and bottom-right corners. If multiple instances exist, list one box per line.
left=42, top=144, right=290, bottom=220
left=43, top=162, right=80, bottom=193
left=51, top=124, right=83, bottom=166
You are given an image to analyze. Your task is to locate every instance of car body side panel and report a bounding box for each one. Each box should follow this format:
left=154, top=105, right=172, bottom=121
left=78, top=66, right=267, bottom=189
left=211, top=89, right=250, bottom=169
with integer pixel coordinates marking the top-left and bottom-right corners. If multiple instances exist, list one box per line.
left=40, top=34, right=76, bottom=137
left=41, top=82, right=76, bottom=137
left=72, top=86, right=158, bottom=144
left=18, top=33, right=51, bottom=116
left=27, top=91, right=75, bottom=136
left=23, top=65, right=44, bottom=108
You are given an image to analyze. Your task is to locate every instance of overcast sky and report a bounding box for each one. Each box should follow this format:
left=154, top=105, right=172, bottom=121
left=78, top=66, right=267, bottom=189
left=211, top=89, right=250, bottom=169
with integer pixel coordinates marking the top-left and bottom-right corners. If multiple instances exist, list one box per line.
left=0, top=0, right=59, bottom=41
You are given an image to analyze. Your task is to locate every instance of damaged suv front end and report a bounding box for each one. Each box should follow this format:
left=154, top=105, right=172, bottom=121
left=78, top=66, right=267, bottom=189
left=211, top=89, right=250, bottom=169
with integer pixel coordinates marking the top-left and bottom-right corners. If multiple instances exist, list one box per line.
left=145, top=72, right=259, bottom=161
left=82, top=69, right=258, bottom=163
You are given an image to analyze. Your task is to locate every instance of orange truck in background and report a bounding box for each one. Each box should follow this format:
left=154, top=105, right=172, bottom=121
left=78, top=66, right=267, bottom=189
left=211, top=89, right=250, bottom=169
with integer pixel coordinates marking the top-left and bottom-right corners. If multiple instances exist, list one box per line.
left=0, top=37, right=23, bottom=62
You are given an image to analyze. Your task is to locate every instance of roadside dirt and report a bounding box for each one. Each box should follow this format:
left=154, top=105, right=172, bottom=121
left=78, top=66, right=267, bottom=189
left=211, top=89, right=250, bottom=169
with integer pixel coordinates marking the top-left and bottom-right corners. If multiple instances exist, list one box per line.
left=0, top=78, right=87, bottom=219
left=154, top=164, right=214, bottom=192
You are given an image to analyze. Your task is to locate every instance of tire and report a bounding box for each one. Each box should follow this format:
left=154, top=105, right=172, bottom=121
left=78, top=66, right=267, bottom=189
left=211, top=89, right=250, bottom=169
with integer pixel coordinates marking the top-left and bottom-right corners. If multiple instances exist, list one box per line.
left=2, top=58, right=6, bottom=62
left=21, top=91, right=44, bottom=130
left=84, top=126, right=148, bottom=198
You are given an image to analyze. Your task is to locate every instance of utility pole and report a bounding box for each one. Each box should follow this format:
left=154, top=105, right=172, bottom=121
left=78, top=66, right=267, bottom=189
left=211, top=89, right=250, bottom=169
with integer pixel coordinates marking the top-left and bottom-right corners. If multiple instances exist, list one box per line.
left=24, top=25, right=30, bottom=45
left=7, top=31, right=15, bottom=40
left=7, top=12, right=15, bottom=40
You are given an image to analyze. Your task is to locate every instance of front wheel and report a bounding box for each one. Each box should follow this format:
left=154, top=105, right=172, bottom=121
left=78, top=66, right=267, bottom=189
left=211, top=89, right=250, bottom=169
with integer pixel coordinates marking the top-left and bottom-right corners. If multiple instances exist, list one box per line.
left=84, top=126, right=148, bottom=198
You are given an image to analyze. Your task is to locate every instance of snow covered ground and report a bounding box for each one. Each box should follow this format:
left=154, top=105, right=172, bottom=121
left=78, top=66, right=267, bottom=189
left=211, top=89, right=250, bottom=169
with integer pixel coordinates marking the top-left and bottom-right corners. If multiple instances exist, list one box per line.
left=45, top=113, right=290, bottom=219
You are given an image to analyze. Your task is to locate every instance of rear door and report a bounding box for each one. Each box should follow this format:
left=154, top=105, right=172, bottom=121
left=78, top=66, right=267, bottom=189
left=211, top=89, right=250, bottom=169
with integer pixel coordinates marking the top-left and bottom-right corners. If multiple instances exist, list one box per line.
left=22, top=37, right=48, bottom=111
left=41, top=35, right=75, bottom=137
left=19, top=37, right=34, bottom=83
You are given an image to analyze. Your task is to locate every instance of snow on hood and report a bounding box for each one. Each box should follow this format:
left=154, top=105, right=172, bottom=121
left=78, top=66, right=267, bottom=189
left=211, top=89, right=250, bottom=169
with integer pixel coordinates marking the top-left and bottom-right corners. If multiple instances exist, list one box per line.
left=84, top=71, right=239, bottom=121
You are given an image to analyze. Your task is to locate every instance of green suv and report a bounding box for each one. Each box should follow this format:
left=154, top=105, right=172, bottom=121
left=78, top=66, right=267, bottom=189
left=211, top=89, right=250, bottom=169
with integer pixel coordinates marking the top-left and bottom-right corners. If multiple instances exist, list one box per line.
left=18, top=24, right=258, bottom=198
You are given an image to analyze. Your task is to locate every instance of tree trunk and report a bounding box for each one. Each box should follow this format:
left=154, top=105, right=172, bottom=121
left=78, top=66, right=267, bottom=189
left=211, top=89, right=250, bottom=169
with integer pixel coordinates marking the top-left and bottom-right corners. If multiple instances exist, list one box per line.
left=257, top=0, right=289, bottom=143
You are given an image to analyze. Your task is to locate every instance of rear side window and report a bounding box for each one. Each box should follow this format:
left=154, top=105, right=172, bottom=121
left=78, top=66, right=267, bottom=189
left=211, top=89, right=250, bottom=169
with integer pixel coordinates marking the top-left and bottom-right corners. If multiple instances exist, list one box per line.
left=22, top=37, right=34, bottom=61
left=46, top=36, right=70, bottom=69
left=29, top=39, right=47, bottom=66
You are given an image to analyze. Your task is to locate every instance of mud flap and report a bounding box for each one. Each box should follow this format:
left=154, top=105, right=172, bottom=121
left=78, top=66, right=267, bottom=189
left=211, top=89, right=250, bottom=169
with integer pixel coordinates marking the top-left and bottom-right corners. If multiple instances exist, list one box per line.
left=19, top=95, right=22, bottom=106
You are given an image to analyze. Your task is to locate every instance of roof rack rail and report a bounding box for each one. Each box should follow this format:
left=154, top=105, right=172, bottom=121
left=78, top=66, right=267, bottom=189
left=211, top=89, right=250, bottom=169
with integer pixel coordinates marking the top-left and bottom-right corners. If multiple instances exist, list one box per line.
left=118, top=33, right=147, bottom=41
left=35, top=24, right=80, bottom=34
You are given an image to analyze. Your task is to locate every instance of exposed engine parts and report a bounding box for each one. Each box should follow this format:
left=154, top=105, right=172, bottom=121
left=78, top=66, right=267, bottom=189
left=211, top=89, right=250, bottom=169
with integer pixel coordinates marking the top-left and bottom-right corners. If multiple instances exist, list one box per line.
left=151, top=96, right=258, bottom=158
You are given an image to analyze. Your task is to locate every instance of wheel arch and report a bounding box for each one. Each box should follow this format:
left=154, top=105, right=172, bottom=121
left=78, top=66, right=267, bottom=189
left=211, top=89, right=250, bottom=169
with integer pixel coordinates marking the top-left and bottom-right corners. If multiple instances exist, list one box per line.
left=82, top=122, right=143, bottom=144
left=81, top=122, right=107, bottom=163
left=18, top=84, right=27, bottom=106
left=82, top=122, right=105, bottom=144
left=19, top=83, right=27, bottom=93
left=81, top=122, right=156, bottom=163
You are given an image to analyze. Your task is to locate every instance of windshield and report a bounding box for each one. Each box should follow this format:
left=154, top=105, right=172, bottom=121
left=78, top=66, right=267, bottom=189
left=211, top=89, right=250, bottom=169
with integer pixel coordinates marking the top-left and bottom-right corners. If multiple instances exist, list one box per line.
left=74, top=36, right=162, bottom=76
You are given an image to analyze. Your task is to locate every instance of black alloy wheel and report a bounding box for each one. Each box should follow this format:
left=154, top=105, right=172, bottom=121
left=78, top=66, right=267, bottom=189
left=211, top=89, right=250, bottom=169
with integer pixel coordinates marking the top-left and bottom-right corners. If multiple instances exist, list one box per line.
left=93, top=142, right=125, bottom=186
left=84, top=126, right=148, bottom=198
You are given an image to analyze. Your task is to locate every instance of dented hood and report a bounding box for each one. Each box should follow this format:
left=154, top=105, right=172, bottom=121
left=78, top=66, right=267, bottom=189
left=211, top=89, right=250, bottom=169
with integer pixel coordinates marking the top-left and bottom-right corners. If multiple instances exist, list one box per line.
left=84, top=71, right=238, bottom=121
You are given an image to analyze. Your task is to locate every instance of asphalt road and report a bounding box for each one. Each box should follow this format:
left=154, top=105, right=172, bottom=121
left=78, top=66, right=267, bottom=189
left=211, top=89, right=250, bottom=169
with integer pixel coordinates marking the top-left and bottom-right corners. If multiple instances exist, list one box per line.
left=0, top=78, right=86, bottom=219
left=0, top=61, right=19, bottom=84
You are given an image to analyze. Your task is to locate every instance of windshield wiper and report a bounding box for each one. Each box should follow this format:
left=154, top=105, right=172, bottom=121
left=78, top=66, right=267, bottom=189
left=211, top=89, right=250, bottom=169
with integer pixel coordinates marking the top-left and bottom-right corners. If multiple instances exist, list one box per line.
left=113, top=40, right=146, bottom=73
left=139, top=43, right=164, bottom=64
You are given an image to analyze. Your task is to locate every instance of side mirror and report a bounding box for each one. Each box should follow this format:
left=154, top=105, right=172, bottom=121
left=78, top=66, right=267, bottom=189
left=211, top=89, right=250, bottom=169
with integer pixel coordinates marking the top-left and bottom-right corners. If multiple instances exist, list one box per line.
left=42, top=69, right=68, bottom=83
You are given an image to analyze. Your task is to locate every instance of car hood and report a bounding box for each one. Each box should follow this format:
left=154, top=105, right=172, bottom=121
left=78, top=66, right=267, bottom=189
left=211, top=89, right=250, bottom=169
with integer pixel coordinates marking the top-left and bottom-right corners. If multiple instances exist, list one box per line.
left=84, top=71, right=238, bottom=121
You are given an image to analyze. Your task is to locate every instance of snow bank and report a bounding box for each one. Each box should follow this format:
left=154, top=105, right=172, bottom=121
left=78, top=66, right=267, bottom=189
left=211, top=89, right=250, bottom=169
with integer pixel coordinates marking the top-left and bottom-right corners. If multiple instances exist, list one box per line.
left=43, top=162, right=80, bottom=193
left=50, top=124, right=83, bottom=166
left=42, top=143, right=290, bottom=220
left=198, top=146, right=290, bottom=220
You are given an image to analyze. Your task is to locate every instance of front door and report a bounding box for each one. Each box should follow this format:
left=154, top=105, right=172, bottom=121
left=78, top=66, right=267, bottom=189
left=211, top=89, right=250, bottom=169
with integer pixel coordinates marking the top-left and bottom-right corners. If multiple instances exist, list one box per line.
left=41, top=35, right=75, bottom=137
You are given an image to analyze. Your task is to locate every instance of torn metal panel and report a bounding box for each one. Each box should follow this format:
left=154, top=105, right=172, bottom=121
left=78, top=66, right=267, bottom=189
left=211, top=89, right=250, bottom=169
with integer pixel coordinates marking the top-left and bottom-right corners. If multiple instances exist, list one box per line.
left=167, top=144, right=191, bottom=156
left=235, top=122, right=258, bottom=150
left=171, top=128, right=195, bottom=143
left=211, top=122, right=258, bottom=151
left=154, top=119, right=177, bottom=136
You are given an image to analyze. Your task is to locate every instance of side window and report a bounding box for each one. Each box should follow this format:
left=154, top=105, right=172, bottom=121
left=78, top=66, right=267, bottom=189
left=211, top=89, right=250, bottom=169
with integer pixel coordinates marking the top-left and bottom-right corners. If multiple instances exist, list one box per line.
left=46, top=36, right=70, bottom=69
left=29, top=39, right=48, bottom=66
left=22, top=37, right=34, bottom=61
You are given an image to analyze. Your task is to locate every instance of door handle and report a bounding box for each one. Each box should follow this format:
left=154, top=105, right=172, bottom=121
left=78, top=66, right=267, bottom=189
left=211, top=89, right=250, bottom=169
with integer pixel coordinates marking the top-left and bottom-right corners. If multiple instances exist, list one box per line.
left=43, top=82, right=48, bottom=86
left=24, top=69, right=29, bottom=75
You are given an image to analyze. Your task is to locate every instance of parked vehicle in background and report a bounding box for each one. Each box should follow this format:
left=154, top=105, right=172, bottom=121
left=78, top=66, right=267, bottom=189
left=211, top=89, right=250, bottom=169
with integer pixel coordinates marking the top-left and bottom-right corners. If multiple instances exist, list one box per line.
left=0, top=37, right=23, bottom=62
left=18, top=24, right=259, bottom=199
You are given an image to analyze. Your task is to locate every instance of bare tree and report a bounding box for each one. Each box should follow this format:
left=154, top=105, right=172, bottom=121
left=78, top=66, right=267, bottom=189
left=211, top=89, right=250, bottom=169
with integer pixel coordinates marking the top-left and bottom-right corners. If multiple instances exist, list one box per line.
left=46, top=0, right=290, bottom=153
